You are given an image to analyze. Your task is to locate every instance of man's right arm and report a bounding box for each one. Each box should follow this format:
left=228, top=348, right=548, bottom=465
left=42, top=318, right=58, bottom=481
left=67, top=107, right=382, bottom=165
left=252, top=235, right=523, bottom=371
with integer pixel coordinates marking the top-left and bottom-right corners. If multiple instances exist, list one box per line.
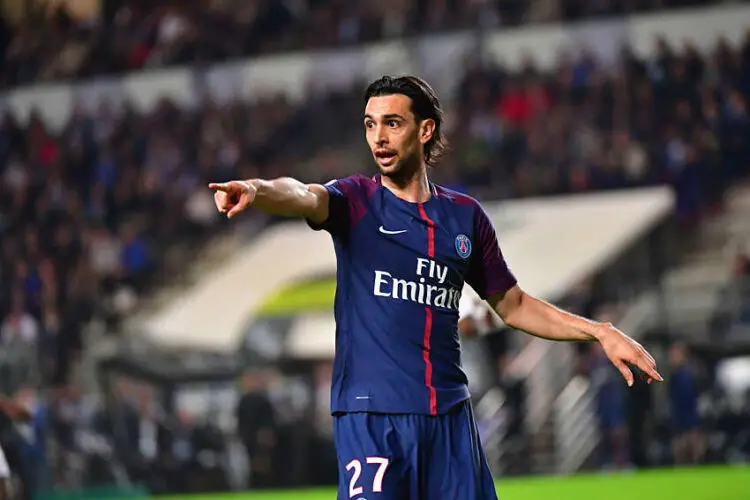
left=246, top=177, right=330, bottom=224
left=210, top=176, right=332, bottom=223
left=212, top=175, right=362, bottom=233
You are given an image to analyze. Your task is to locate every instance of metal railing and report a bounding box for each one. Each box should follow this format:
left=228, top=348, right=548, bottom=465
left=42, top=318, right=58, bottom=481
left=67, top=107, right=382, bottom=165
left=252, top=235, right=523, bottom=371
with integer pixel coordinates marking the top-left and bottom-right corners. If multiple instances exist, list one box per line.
left=475, top=387, right=508, bottom=475
left=509, top=339, right=575, bottom=435
left=554, top=376, right=600, bottom=474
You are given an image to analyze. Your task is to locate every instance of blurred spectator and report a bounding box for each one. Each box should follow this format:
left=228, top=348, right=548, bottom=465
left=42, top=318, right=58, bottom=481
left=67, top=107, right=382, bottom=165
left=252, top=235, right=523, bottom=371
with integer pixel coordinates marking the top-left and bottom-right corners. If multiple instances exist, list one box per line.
left=668, top=343, right=705, bottom=465
left=626, top=368, right=654, bottom=468
left=235, top=370, right=278, bottom=489
left=15, top=386, right=51, bottom=499
left=589, top=341, right=631, bottom=470
left=310, top=363, right=337, bottom=486
left=95, top=380, right=150, bottom=483
left=50, top=384, right=98, bottom=485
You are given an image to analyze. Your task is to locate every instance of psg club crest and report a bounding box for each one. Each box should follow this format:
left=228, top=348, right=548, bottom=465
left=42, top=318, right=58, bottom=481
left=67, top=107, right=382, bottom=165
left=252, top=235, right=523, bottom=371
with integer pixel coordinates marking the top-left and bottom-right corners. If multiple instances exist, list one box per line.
left=455, top=234, right=472, bottom=259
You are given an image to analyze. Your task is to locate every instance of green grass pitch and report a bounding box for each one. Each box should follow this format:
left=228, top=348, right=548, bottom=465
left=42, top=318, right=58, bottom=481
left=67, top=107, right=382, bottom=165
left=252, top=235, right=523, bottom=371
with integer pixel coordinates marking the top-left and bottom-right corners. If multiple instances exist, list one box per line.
left=157, top=465, right=750, bottom=500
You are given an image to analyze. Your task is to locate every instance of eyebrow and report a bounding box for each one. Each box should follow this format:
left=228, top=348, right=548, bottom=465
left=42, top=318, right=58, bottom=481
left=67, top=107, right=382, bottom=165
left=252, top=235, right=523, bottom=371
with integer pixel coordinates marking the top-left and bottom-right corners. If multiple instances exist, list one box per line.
left=363, top=113, right=407, bottom=121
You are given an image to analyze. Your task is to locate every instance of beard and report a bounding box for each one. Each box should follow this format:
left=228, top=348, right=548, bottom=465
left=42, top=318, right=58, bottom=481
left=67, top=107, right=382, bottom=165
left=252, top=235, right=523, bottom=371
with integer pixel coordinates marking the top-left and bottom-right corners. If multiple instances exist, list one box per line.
left=375, top=151, right=421, bottom=185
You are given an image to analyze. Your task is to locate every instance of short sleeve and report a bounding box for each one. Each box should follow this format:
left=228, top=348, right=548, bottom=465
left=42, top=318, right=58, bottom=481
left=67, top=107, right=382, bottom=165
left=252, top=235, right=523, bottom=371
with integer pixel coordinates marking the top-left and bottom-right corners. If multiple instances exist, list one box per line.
left=465, top=203, right=517, bottom=299
left=306, top=175, right=367, bottom=236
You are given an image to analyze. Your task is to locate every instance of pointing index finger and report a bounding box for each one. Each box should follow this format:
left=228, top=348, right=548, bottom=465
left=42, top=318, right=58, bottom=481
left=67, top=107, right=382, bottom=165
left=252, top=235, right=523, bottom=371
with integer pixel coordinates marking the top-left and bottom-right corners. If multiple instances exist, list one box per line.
left=637, top=359, right=663, bottom=382
left=208, top=182, right=227, bottom=191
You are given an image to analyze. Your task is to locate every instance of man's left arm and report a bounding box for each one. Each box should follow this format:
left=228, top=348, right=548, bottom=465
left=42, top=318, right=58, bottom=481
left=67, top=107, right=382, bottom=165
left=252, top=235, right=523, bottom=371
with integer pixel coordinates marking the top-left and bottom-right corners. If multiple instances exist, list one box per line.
left=490, top=285, right=601, bottom=343
left=487, top=285, right=661, bottom=385
left=466, top=203, right=662, bottom=387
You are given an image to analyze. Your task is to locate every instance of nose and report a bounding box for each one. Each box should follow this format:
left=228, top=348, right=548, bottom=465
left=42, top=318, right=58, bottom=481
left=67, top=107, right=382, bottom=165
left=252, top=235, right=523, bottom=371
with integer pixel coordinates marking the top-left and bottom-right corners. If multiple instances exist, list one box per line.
left=374, top=125, right=388, bottom=146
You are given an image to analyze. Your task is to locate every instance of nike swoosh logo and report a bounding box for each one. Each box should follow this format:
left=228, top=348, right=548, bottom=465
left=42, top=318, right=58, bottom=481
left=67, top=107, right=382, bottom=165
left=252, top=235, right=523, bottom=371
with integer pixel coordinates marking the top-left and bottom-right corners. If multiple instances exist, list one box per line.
left=379, top=226, right=407, bottom=235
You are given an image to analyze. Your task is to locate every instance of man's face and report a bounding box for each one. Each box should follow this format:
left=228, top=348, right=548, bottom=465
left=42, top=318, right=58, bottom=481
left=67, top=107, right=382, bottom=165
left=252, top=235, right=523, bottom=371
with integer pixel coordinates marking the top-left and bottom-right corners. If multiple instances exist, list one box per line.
left=364, top=94, right=434, bottom=179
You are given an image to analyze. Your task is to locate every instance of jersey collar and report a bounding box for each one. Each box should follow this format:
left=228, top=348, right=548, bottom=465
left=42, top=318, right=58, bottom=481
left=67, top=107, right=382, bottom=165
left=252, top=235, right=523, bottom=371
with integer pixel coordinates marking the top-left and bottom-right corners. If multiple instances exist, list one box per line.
left=373, top=174, right=439, bottom=199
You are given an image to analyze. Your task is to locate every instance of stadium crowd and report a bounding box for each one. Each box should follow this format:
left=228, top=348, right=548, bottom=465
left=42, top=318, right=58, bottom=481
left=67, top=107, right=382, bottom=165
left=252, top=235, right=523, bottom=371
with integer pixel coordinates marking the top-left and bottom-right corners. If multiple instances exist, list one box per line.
left=0, top=0, right=748, bottom=496
left=445, top=36, right=750, bottom=215
left=0, top=0, right=730, bottom=88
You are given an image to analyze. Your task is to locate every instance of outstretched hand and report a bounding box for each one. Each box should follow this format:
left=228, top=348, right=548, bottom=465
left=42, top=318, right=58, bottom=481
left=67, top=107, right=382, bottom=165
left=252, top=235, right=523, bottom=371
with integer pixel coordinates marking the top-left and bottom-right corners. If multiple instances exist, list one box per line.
left=597, top=325, right=663, bottom=386
left=208, top=180, right=256, bottom=219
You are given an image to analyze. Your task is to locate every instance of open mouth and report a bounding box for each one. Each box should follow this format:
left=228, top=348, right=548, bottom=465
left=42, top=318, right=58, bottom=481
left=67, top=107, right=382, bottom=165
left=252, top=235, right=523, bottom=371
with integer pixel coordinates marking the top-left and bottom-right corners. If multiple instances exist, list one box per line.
left=374, top=149, right=397, bottom=167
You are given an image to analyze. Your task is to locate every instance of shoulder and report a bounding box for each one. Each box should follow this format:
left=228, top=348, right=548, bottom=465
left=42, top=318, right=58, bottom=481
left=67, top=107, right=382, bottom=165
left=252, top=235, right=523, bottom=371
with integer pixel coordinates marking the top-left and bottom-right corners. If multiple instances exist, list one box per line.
left=324, top=174, right=379, bottom=198
left=435, top=184, right=480, bottom=206
left=435, top=185, right=498, bottom=239
left=434, top=184, right=483, bottom=216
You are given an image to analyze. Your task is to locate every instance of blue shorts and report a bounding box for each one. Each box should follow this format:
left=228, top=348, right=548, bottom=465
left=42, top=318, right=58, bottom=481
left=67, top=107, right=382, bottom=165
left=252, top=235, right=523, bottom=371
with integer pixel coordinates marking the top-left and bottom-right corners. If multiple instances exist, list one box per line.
left=334, top=400, right=498, bottom=500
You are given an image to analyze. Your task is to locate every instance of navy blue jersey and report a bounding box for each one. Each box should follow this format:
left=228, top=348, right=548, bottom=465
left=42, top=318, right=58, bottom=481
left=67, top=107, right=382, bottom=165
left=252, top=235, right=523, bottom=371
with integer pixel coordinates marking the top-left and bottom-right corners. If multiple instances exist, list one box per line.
left=308, top=174, right=517, bottom=415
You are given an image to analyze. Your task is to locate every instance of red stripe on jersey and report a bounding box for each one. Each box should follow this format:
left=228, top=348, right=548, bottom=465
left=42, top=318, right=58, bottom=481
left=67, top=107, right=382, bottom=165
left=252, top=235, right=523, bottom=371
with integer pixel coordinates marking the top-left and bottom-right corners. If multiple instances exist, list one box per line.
left=417, top=203, right=437, bottom=415
left=422, top=307, right=436, bottom=415
left=419, top=204, right=436, bottom=258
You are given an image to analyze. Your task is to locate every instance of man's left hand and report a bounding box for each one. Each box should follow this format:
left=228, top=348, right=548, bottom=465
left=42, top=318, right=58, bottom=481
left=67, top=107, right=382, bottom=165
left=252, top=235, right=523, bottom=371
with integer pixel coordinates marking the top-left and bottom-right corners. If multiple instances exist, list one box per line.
left=596, top=325, right=663, bottom=386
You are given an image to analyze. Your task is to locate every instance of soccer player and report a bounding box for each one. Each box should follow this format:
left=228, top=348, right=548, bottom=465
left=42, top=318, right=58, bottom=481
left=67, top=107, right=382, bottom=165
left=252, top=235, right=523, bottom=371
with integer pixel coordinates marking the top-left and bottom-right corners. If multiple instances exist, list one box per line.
left=209, top=75, right=662, bottom=499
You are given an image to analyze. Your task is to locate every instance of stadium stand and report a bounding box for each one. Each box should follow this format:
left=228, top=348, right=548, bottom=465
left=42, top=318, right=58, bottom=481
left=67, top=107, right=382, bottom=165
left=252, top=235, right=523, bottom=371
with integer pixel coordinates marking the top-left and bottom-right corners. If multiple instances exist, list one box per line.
left=0, top=0, right=730, bottom=88
left=0, top=0, right=749, bottom=497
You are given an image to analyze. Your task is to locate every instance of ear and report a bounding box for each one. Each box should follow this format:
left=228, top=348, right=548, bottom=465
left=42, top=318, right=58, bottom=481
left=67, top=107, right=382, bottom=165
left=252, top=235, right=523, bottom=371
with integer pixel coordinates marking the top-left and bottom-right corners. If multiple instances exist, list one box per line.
left=419, top=118, right=436, bottom=146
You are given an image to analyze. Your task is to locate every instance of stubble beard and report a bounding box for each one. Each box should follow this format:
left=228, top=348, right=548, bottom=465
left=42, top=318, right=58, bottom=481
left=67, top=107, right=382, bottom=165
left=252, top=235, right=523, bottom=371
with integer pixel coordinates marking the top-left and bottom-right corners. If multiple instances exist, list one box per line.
left=377, top=152, right=422, bottom=186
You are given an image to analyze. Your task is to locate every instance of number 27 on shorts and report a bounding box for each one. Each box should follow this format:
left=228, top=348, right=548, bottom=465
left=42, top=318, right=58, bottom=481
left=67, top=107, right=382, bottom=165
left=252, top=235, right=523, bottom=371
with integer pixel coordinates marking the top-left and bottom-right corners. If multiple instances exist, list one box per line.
left=345, top=457, right=390, bottom=497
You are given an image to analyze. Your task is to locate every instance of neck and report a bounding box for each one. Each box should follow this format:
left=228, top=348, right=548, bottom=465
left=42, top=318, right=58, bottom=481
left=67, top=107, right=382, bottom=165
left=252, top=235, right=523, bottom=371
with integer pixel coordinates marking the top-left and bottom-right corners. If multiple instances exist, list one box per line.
left=381, top=166, right=431, bottom=203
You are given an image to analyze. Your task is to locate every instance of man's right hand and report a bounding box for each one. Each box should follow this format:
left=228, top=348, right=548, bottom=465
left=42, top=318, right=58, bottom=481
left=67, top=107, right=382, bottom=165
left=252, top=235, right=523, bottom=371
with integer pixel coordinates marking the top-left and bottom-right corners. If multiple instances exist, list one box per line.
left=209, top=180, right=256, bottom=219
left=209, top=177, right=330, bottom=222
